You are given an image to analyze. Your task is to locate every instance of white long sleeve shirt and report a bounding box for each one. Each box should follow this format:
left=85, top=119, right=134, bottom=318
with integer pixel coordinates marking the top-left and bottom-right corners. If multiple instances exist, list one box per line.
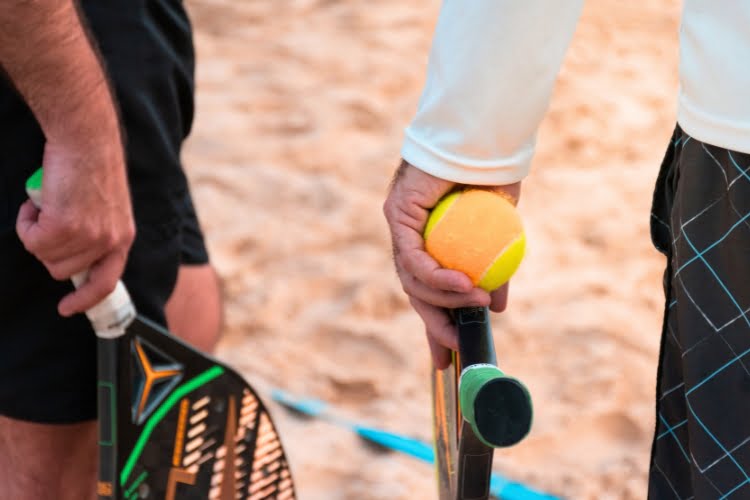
left=402, top=1, right=749, bottom=185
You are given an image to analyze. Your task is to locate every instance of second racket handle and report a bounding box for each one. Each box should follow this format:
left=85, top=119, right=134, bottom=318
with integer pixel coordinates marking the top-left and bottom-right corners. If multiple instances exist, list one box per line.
left=455, top=307, right=533, bottom=448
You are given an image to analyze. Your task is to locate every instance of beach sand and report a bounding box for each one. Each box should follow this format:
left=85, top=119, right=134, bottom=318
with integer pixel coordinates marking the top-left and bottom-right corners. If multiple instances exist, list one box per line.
left=183, top=1, right=680, bottom=498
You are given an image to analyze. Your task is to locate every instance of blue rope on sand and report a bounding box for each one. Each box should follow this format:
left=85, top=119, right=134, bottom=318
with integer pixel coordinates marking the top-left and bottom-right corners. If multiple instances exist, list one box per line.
left=271, top=389, right=562, bottom=500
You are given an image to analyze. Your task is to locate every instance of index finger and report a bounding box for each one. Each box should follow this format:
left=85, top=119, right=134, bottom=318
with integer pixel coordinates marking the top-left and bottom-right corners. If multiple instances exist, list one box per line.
left=57, top=250, right=126, bottom=316
left=393, top=221, right=473, bottom=293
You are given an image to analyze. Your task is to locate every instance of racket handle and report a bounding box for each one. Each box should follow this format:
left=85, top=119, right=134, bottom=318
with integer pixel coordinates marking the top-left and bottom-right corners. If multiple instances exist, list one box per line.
left=26, top=169, right=135, bottom=339
left=455, top=307, right=533, bottom=447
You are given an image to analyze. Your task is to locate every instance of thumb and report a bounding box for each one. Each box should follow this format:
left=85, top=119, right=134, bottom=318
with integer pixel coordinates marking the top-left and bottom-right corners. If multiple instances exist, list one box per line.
left=489, top=283, right=509, bottom=313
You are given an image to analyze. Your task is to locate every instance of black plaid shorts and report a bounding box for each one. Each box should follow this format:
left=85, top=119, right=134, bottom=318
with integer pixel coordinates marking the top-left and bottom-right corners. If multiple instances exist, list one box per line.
left=649, top=125, right=750, bottom=498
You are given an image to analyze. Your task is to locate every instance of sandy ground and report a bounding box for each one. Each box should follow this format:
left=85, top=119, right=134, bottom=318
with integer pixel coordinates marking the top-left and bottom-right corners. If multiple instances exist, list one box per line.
left=182, top=1, right=681, bottom=498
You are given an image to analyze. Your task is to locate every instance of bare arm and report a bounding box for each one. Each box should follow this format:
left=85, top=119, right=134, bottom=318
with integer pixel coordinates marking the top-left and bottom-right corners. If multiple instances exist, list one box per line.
left=0, top=0, right=119, bottom=145
left=2, top=0, right=135, bottom=316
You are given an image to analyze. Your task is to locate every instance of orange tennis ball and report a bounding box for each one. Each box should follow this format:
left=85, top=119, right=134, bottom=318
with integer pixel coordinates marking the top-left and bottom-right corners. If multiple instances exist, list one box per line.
left=424, top=189, right=526, bottom=292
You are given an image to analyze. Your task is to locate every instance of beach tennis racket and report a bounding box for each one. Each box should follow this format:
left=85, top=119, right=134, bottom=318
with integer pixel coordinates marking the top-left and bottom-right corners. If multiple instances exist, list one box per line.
left=432, top=306, right=533, bottom=500
left=27, top=169, right=296, bottom=500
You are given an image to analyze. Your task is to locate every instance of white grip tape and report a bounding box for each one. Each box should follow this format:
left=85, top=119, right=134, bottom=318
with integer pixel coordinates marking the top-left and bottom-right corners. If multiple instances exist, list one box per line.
left=71, top=262, right=135, bottom=339
left=27, top=187, right=43, bottom=209
left=78, top=278, right=135, bottom=339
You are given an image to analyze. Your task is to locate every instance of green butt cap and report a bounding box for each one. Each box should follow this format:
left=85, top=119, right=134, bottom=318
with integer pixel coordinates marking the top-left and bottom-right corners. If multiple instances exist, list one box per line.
left=26, top=167, right=43, bottom=192
left=459, top=364, right=533, bottom=448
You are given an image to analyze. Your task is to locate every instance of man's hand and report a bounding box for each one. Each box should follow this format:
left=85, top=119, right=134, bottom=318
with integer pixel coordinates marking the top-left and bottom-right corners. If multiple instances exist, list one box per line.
left=1, top=0, right=135, bottom=316
left=383, top=161, right=520, bottom=369
left=17, top=135, right=134, bottom=317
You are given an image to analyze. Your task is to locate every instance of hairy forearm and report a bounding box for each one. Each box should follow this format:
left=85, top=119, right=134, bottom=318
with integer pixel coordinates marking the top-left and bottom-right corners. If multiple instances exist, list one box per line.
left=0, top=0, right=120, bottom=145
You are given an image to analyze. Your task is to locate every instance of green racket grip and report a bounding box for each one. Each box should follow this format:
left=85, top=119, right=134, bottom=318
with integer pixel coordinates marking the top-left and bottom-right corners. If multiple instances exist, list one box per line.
left=455, top=307, right=533, bottom=448
left=459, top=364, right=532, bottom=448
left=25, top=168, right=135, bottom=338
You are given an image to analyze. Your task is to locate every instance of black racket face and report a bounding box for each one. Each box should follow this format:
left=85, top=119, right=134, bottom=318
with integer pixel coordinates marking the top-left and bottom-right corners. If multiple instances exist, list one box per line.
left=113, top=316, right=295, bottom=500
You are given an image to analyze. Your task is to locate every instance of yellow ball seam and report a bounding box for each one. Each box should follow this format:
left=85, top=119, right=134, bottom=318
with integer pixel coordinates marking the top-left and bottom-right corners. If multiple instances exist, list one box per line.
left=477, top=232, right=526, bottom=291
left=423, top=191, right=460, bottom=240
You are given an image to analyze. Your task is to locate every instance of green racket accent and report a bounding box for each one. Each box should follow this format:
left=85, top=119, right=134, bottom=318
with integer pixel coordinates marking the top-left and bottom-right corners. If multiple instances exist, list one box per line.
left=26, top=167, right=43, bottom=191
left=120, top=365, right=225, bottom=487
left=123, top=471, right=148, bottom=499
left=459, top=364, right=533, bottom=448
left=98, top=381, right=116, bottom=446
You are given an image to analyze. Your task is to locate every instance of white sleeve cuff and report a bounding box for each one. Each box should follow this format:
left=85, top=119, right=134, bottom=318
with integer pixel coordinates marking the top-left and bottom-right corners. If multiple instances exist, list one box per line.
left=401, top=127, right=533, bottom=185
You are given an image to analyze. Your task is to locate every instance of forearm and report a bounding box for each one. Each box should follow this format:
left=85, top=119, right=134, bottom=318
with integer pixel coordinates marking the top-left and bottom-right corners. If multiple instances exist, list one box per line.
left=0, top=0, right=120, bottom=145
left=402, top=0, right=584, bottom=185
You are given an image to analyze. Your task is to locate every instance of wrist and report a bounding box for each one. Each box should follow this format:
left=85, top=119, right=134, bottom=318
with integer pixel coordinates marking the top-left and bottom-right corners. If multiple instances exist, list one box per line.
left=401, top=160, right=524, bottom=205
left=0, top=0, right=122, bottom=148
left=42, top=77, right=122, bottom=147
left=485, top=182, right=522, bottom=206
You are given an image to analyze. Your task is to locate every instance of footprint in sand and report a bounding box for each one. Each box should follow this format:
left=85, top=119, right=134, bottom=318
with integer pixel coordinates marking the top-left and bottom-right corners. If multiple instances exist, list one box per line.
left=308, top=326, right=405, bottom=401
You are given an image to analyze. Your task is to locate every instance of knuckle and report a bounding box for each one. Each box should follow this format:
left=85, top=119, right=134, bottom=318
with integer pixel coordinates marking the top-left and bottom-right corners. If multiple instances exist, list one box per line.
left=420, top=271, right=437, bottom=289
left=382, top=199, right=395, bottom=223
left=18, top=235, right=37, bottom=253
left=102, top=230, right=118, bottom=250
left=400, top=280, right=411, bottom=295
left=58, top=217, right=80, bottom=237
left=393, top=252, right=406, bottom=271
left=400, top=276, right=417, bottom=296
left=383, top=200, right=396, bottom=227
left=123, top=223, right=136, bottom=245
left=47, top=264, right=69, bottom=281
left=416, top=270, right=437, bottom=290
left=399, top=251, right=415, bottom=272
left=402, top=190, right=424, bottom=211
left=401, top=192, right=418, bottom=207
